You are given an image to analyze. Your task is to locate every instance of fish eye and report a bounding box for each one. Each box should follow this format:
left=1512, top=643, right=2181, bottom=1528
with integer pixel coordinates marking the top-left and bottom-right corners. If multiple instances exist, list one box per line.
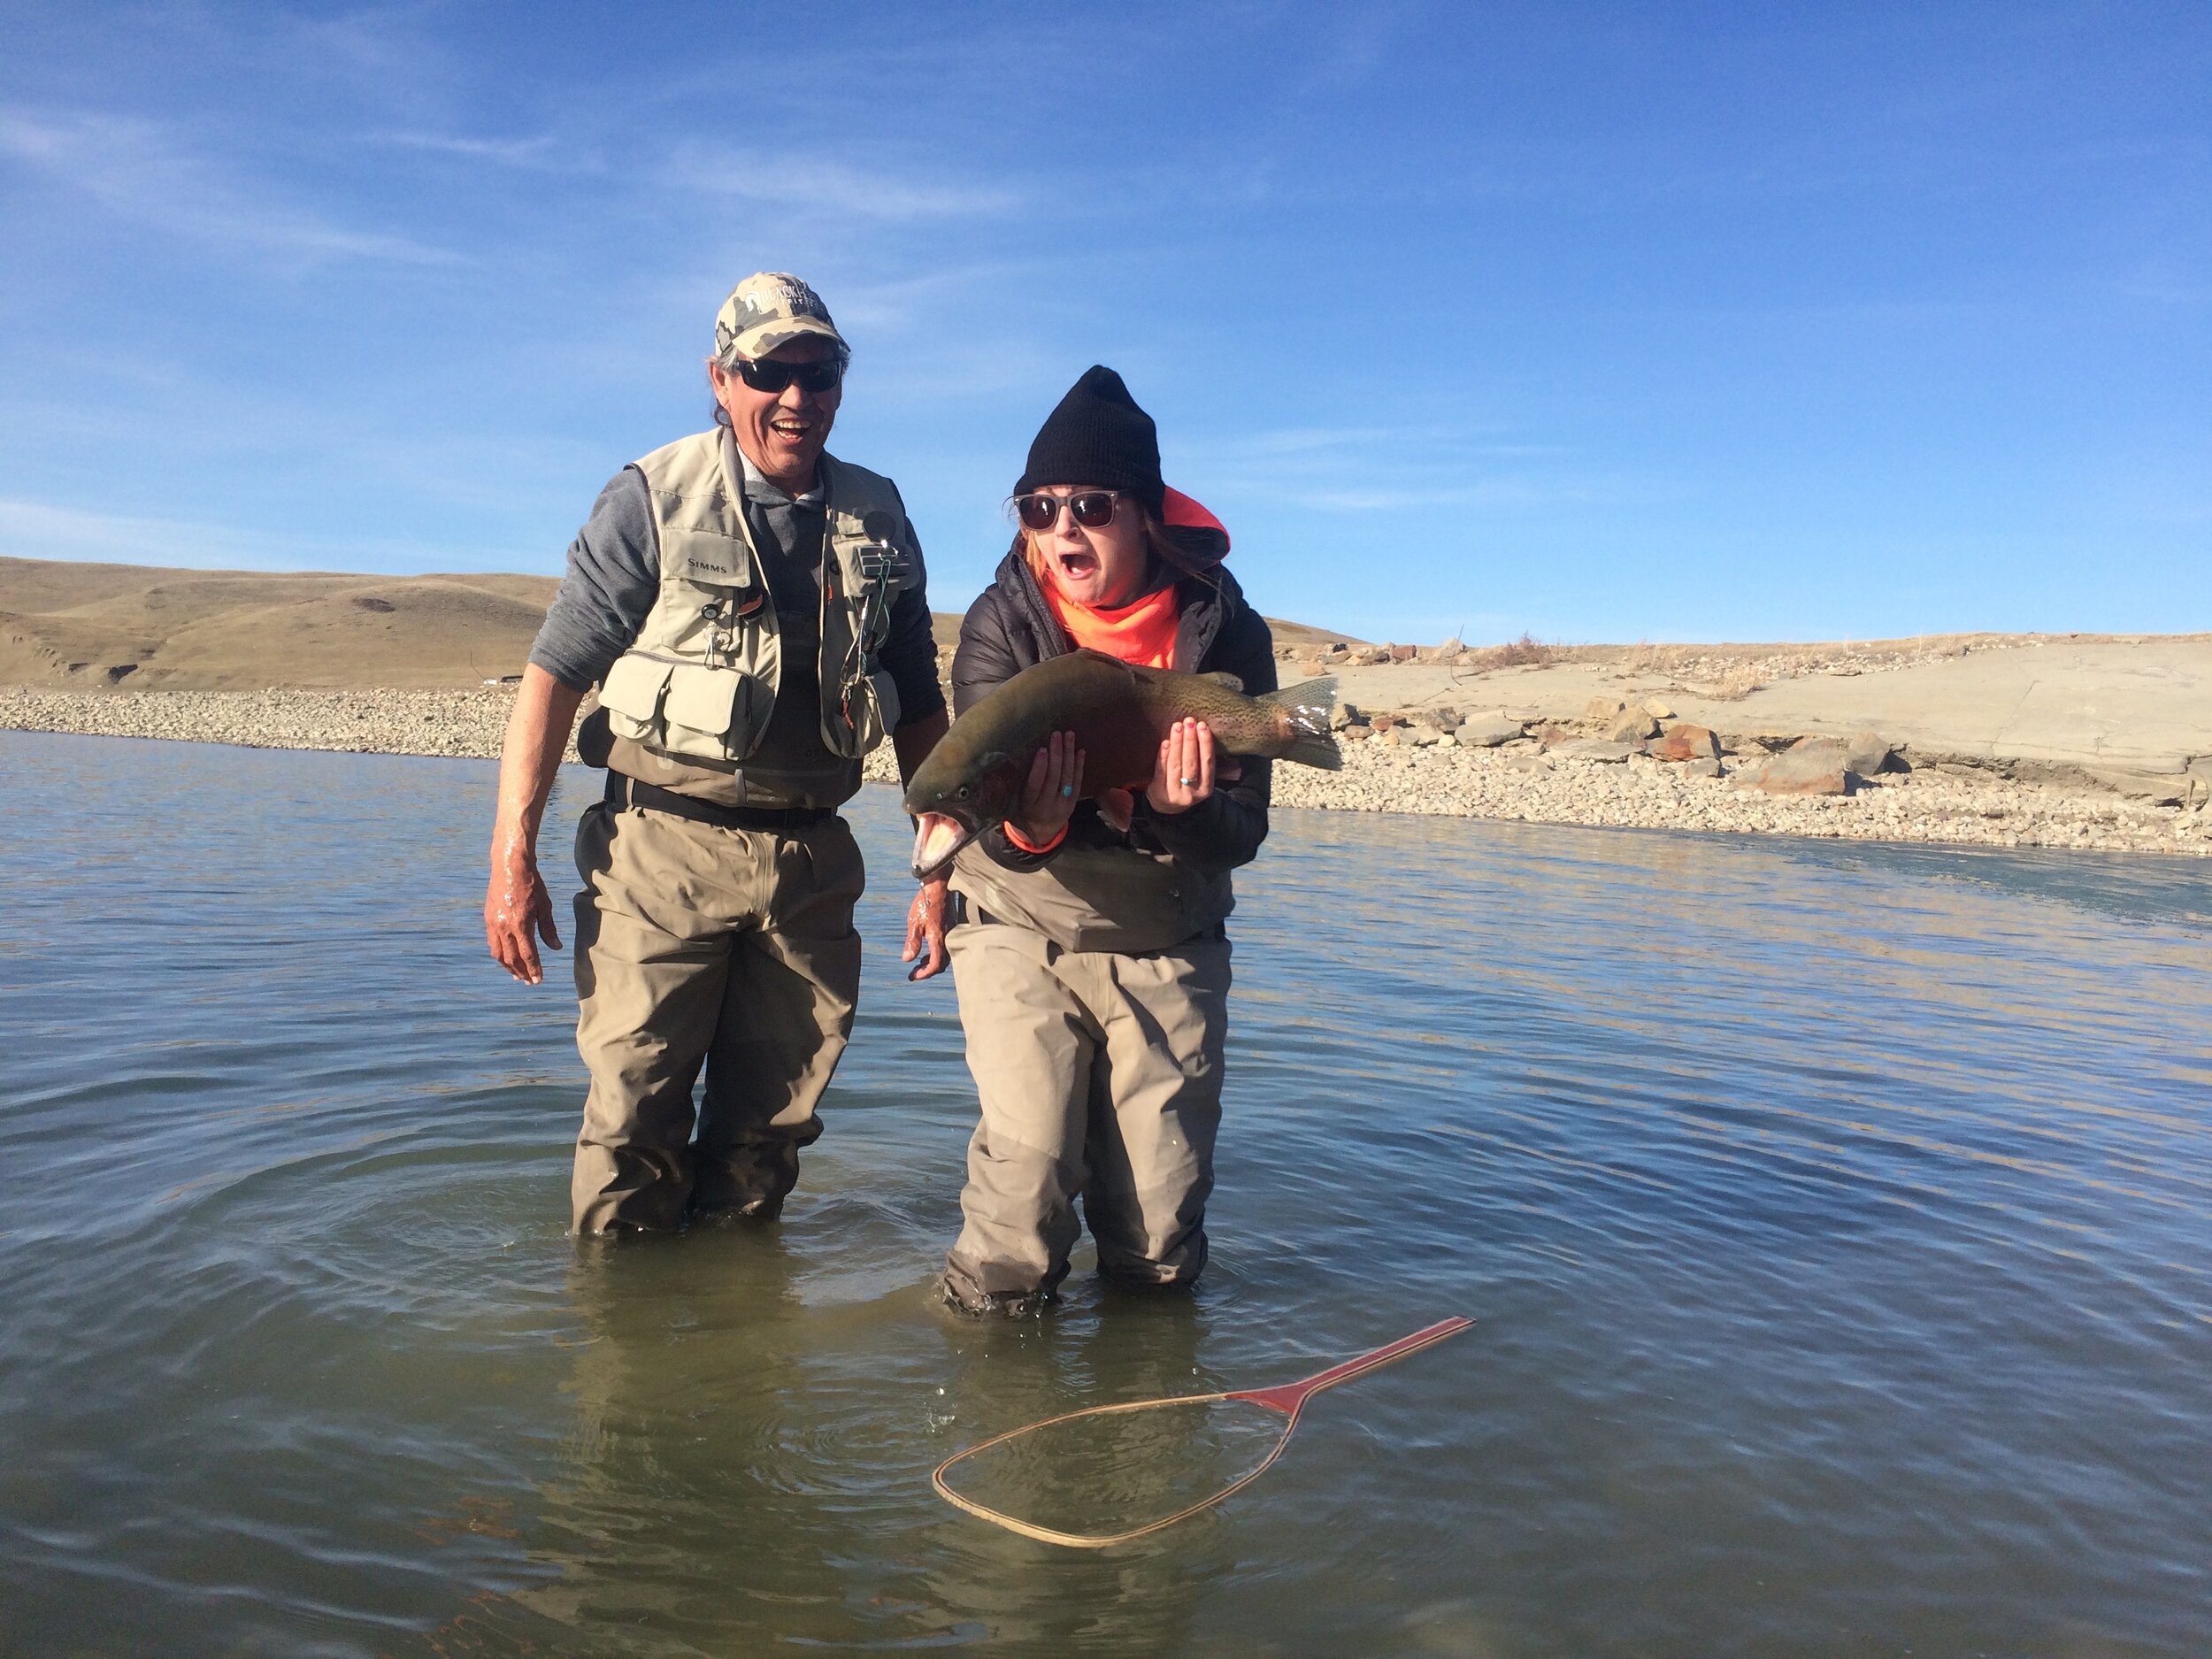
left=956, top=784, right=972, bottom=799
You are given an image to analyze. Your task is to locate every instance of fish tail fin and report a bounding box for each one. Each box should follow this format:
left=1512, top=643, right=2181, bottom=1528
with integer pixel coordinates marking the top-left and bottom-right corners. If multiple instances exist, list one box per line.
left=1262, top=676, right=1342, bottom=771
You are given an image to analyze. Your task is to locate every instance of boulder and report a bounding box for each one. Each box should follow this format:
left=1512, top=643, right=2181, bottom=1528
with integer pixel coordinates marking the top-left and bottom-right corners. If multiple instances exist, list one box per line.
left=1548, top=739, right=1633, bottom=764
left=1371, top=712, right=1397, bottom=732
left=1340, top=722, right=1373, bottom=742
left=1457, top=710, right=1525, bottom=748
left=1641, top=696, right=1676, bottom=719
left=1379, top=726, right=1402, bottom=746
left=1389, top=643, right=1418, bottom=664
left=1422, top=705, right=1463, bottom=732
left=1724, top=731, right=1793, bottom=755
left=1650, top=722, right=1721, bottom=762
left=1605, top=708, right=1659, bottom=743
left=1843, top=731, right=1899, bottom=776
left=1413, top=730, right=1457, bottom=748
left=1685, top=757, right=1725, bottom=779
left=1747, top=738, right=1856, bottom=795
left=2086, top=767, right=2187, bottom=807
left=1583, top=695, right=1627, bottom=724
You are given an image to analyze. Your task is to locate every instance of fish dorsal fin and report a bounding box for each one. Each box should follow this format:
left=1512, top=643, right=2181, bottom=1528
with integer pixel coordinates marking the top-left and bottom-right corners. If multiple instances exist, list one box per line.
left=1066, top=647, right=1144, bottom=683
left=1199, top=671, right=1244, bottom=692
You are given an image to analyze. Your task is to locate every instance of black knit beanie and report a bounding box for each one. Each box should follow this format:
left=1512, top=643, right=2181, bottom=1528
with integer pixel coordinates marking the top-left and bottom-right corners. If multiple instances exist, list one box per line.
left=1014, top=365, right=1165, bottom=519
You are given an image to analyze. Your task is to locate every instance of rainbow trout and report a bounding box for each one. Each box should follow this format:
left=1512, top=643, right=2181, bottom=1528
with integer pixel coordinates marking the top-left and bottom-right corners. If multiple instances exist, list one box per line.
left=905, top=649, right=1340, bottom=876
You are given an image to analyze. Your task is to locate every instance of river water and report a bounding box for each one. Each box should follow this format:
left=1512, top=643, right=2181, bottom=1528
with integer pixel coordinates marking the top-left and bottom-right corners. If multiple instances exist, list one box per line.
left=1, top=731, right=2207, bottom=1658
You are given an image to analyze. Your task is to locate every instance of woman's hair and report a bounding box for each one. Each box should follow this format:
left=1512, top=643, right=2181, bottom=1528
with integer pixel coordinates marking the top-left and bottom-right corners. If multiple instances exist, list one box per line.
left=1010, top=501, right=1217, bottom=597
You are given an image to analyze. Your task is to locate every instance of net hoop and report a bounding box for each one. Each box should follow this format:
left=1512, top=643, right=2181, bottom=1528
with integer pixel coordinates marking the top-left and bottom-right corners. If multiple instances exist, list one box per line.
left=931, top=1316, right=1472, bottom=1548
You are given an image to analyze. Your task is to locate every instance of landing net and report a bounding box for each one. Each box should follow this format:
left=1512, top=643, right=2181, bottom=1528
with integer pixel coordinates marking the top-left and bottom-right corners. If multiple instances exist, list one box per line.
left=932, top=1317, right=1472, bottom=1548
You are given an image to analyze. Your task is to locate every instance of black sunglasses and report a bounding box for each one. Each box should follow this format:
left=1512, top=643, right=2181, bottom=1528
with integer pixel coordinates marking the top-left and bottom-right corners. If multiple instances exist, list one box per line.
left=1014, top=490, right=1125, bottom=532
left=726, top=355, right=844, bottom=396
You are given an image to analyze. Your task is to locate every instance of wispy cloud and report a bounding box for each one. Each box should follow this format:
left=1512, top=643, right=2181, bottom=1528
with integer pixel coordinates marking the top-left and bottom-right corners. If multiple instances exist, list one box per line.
left=664, top=142, right=1021, bottom=222
left=1177, top=424, right=1608, bottom=512
left=366, top=128, right=582, bottom=172
left=0, top=496, right=446, bottom=573
left=1189, top=426, right=1571, bottom=462
left=0, top=105, right=459, bottom=267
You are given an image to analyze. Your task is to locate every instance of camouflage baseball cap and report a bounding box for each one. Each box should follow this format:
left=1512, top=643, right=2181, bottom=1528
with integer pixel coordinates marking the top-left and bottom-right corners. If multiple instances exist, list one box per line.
left=713, top=272, right=848, bottom=365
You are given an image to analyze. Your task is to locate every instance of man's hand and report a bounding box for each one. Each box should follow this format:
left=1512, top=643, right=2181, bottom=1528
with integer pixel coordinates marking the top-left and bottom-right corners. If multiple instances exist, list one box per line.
left=486, top=848, right=563, bottom=984
left=483, top=664, right=584, bottom=986
left=902, top=874, right=952, bottom=981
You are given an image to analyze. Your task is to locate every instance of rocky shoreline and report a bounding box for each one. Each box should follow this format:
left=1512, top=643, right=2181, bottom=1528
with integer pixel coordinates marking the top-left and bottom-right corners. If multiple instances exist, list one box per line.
left=6, top=684, right=2208, bottom=857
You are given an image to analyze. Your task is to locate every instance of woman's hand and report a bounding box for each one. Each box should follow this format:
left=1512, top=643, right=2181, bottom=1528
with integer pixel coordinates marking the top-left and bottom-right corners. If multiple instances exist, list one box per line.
left=902, top=874, right=951, bottom=981
left=1145, top=718, right=1217, bottom=816
left=1009, top=730, right=1085, bottom=847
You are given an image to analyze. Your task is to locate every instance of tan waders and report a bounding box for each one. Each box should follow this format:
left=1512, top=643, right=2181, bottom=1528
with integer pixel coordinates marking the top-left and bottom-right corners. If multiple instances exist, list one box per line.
left=569, top=798, right=864, bottom=1233
left=941, top=918, right=1231, bottom=1306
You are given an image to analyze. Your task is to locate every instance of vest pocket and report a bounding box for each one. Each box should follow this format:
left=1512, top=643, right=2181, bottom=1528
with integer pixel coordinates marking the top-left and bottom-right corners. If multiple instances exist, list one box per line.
left=665, top=529, right=755, bottom=590
left=601, top=655, right=674, bottom=731
left=869, top=666, right=901, bottom=738
left=664, top=662, right=746, bottom=737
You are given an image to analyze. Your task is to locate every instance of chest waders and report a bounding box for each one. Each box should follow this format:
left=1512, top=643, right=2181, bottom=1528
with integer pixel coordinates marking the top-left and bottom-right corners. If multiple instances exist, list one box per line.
left=567, top=428, right=916, bottom=1232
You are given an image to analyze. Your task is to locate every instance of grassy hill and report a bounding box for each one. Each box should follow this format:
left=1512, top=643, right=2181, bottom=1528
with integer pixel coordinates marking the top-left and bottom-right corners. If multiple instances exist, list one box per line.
left=0, top=556, right=1351, bottom=690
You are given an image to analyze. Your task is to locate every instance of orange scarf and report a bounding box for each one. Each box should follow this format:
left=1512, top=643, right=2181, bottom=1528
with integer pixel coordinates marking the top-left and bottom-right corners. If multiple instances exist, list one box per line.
left=1042, top=580, right=1181, bottom=668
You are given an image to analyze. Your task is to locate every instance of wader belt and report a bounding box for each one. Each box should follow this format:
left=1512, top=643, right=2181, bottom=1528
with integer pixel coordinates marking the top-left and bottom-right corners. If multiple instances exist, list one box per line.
left=605, top=772, right=833, bottom=832
left=968, top=904, right=1227, bottom=946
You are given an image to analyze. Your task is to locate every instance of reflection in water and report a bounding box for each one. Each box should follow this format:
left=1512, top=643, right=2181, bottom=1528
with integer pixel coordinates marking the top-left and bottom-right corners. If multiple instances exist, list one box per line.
left=1, top=733, right=2208, bottom=1657
left=483, top=1255, right=1220, bottom=1655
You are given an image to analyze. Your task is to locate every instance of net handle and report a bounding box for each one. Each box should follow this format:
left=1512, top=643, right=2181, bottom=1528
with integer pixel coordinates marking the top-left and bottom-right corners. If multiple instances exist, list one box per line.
left=1227, top=1316, right=1474, bottom=1417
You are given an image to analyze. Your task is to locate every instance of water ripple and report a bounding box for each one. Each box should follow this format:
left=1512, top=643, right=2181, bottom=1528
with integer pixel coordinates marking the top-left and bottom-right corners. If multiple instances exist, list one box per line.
left=2, top=733, right=2208, bottom=1656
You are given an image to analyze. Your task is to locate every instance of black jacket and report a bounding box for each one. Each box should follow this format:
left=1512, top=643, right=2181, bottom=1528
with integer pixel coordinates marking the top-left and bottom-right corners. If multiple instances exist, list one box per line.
left=951, top=549, right=1277, bottom=880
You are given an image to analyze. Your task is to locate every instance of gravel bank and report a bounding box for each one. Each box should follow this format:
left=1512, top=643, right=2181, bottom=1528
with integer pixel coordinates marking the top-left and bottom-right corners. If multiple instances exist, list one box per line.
left=1265, top=740, right=2212, bottom=857
left=0, top=685, right=572, bottom=761
left=6, top=686, right=2208, bottom=856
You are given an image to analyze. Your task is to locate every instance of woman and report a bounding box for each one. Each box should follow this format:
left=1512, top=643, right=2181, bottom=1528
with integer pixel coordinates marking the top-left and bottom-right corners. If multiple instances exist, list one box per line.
left=917, top=365, right=1278, bottom=1316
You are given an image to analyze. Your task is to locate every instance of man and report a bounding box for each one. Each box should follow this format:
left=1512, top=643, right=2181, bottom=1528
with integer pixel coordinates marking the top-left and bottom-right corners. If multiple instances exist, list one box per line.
left=484, top=272, right=951, bottom=1233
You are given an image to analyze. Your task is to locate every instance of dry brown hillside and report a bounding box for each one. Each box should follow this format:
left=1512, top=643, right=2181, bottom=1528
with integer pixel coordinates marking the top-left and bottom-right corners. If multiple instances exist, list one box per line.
left=0, top=556, right=1349, bottom=690
left=0, top=557, right=561, bottom=689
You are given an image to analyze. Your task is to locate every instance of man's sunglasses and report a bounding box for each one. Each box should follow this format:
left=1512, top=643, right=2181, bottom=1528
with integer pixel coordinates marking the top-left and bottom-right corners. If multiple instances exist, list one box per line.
left=1014, top=490, right=1125, bottom=532
left=726, top=355, right=844, bottom=396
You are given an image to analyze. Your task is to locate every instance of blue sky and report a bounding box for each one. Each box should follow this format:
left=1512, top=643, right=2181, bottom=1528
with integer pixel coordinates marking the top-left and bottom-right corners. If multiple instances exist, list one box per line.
left=1, top=2, right=2205, bottom=644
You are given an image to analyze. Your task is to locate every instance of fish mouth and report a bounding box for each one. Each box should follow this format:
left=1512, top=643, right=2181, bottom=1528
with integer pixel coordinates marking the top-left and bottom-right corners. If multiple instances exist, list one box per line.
left=910, top=811, right=977, bottom=879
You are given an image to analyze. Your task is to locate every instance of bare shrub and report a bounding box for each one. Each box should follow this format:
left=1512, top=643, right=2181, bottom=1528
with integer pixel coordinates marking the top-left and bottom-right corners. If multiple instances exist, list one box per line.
left=1698, top=664, right=1767, bottom=701
left=1462, top=632, right=1556, bottom=671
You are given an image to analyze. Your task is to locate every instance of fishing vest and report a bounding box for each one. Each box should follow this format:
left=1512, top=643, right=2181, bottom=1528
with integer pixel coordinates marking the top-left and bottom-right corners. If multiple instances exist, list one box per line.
left=595, top=429, right=914, bottom=774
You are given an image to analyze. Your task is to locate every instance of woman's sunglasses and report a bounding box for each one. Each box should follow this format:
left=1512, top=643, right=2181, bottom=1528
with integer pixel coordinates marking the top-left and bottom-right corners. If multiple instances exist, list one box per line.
left=1014, top=490, right=1125, bottom=532
left=726, top=355, right=844, bottom=396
